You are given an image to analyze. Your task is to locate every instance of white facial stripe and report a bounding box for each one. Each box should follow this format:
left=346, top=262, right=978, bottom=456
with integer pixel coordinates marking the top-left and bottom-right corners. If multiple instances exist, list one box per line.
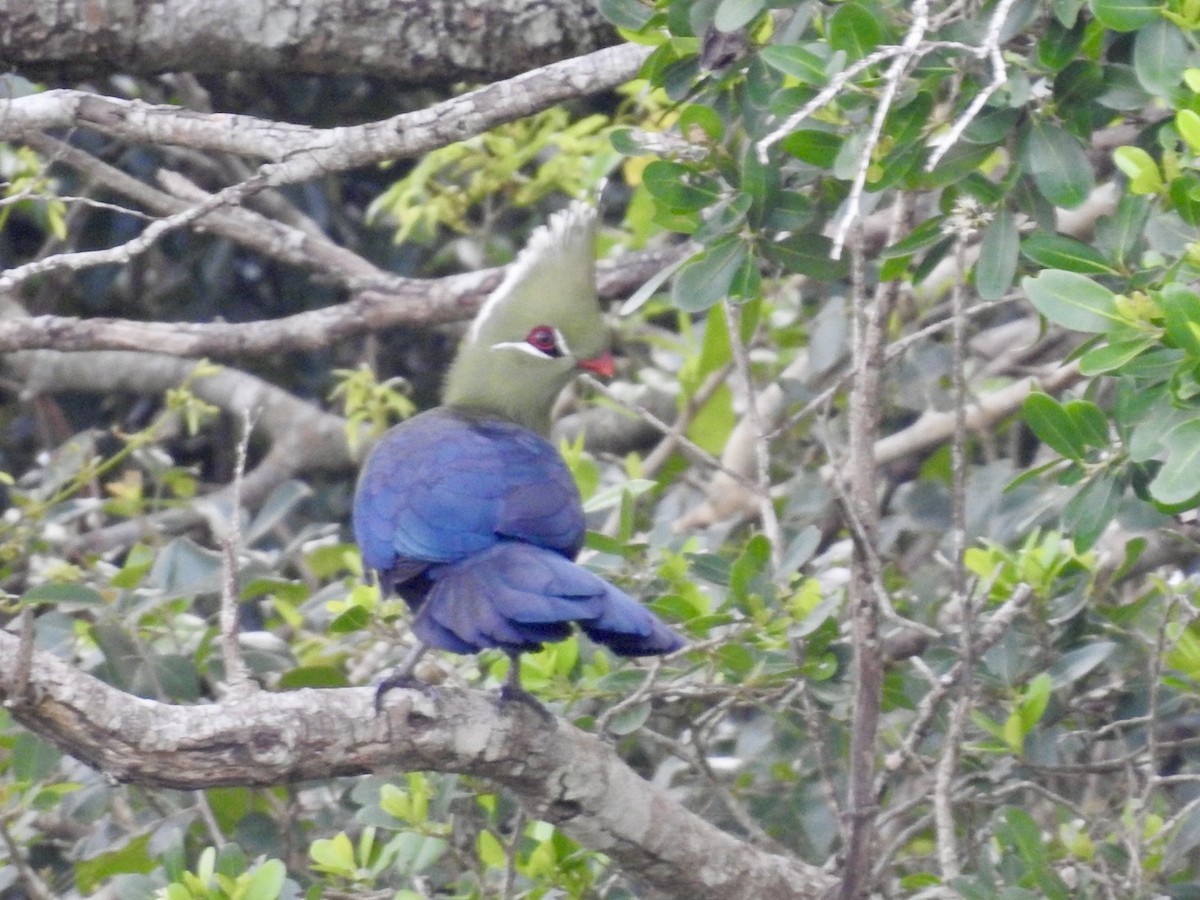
left=553, top=327, right=572, bottom=357
left=491, top=340, right=555, bottom=359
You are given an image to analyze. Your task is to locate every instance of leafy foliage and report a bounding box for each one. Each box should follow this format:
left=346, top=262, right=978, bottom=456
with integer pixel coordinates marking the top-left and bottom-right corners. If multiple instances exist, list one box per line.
left=9, top=0, right=1200, bottom=896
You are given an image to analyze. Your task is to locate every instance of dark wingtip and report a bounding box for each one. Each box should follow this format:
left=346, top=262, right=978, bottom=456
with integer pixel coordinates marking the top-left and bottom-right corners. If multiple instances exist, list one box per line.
left=582, top=620, right=686, bottom=657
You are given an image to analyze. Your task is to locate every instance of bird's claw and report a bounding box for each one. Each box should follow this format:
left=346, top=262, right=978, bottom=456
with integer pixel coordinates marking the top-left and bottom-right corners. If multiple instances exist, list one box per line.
left=374, top=673, right=436, bottom=714
left=497, top=682, right=556, bottom=724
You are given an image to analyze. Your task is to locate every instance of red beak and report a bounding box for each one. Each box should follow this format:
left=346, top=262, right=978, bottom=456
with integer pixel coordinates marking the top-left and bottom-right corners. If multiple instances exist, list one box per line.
left=578, top=350, right=615, bottom=378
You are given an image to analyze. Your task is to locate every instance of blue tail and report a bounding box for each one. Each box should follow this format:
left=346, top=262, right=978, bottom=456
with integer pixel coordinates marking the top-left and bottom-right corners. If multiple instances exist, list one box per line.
left=412, top=542, right=685, bottom=657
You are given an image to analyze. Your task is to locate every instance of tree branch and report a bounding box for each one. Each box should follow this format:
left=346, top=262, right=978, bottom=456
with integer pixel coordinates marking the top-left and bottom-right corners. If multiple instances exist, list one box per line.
left=0, top=44, right=651, bottom=170
left=0, top=629, right=834, bottom=899
left=2, top=0, right=618, bottom=85
left=0, top=245, right=687, bottom=356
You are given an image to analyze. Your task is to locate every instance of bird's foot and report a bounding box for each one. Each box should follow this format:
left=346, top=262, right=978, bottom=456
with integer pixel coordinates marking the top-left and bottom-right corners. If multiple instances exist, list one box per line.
left=497, top=682, right=556, bottom=724
left=374, top=643, right=433, bottom=714
left=376, top=681, right=429, bottom=715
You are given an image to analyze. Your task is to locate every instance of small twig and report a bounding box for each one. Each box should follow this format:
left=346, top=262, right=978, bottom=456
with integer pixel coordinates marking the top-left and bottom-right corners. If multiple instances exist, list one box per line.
left=925, top=0, right=1021, bottom=171
left=0, top=815, right=55, bottom=900
left=798, top=683, right=847, bottom=847
left=949, top=220, right=970, bottom=615
left=829, top=0, right=929, bottom=259
left=0, top=169, right=273, bottom=294
left=838, top=221, right=889, bottom=900
left=640, top=721, right=790, bottom=855
left=581, top=374, right=764, bottom=495
left=501, top=807, right=527, bottom=899
left=217, top=408, right=258, bottom=698
left=931, top=218, right=975, bottom=883
left=771, top=298, right=1011, bottom=440
left=11, top=607, right=35, bottom=705
left=194, top=791, right=229, bottom=847
left=597, top=363, right=732, bottom=538
left=876, top=580, right=1031, bottom=802
left=723, top=302, right=782, bottom=566
left=932, top=694, right=970, bottom=881
left=596, top=657, right=664, bottom=734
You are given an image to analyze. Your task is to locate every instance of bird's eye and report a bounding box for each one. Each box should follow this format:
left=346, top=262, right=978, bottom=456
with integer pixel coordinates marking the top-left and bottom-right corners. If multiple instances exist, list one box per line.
left=525, top=326, right=562, bottom=357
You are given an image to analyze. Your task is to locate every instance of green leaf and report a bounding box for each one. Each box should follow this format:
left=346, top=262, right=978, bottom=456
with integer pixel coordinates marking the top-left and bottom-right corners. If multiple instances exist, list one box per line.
left=1020, top=232, right=1118, bottom=275
left=1063, top=472, right=1121, bottom=549
left=828, top=2, right=883, bottom=60
left=607, top=700, right=653, bottom=735
left=20, top=582, right=106, bottom=607
left=75, top=834, right=156, bottom=893
left=761, top=232, right=850, bottom=280
left=880, top=216, right=947, bottom=258
left=1178, top=109, right=1200, bottom=153
left=476, top=830, right=506, bottom=869
left=758, top=45, right=827, bottom=83
left=310, top=833, right=357, bottom=876
left=13, top=732, right=62, bottom=781
left=1089, top=0, right=1159, bottom=30
left=1133, top=19, right=1186, bottom=98
left=1039, top=15, right=1087, bottom=70
left=730, top=533, right=772, bottom=601
left=1170, top=173, right=1200, bottom=226
left=243, top=860, right=286, bottom=900
left=779, top=130, right=843, bottom=168
left=642, top=160, right=721, bottom=212
left=976, top=209, right=1019, bottom=300
left=1078, top=334, right=1155, bottom=374
left=1046, top=641, right=1117, bottom=688
left=1024, top=392, right=1087, bottom=459
left=671, top=238, right=748, bottom=311
left=686, top=383, right=736, bottom=454
left=1064, top=400, right=1110, bottom=448
left=714, top=0, right=764, bottom=32
left=1023, top=121, right=1094, bottom=209
left=1113, top=146, right=1163, bottom=194
left=111, top=543, right=155, bottom=588
left=597, top=0, right=654, bottom=30
left=1022, top=270, right=1120, bottom=333
left=329, top=605, right=371, bottom=634
left=1019, top=672, right=1053, bottom=732
left=1161, top=284, right=1200, bottom=356
left=1150, top=417, right=1200, bottom=505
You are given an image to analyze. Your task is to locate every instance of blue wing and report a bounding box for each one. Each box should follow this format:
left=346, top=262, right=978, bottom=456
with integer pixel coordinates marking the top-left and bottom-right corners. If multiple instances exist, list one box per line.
left=414, top=542, right=686, bottom=656
left=352, top=408, right=585, bottom=589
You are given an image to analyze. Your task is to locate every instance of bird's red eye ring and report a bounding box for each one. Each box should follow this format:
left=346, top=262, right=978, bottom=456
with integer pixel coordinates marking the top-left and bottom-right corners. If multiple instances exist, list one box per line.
left=525, top=325, right=561, bottom=356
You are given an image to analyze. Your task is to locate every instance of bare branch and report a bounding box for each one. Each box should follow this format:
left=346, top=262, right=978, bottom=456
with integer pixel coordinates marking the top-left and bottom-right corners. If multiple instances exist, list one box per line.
left=1, top=44, right=651, bottom=169
left=839, top=220, right=892, bottom=900
left=0, top=245, right=687, bottom=356
left=217, top=409, right=258, bottom=699
left=924, top=0, right=1021, bottom=171
left=1, top=0, right=618, bottom=84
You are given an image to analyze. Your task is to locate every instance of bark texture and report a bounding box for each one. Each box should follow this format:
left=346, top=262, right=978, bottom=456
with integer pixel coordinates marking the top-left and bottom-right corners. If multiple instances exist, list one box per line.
left=0, top=630, right=835, bottom=899
left=0, top=0, right=618, bottom=84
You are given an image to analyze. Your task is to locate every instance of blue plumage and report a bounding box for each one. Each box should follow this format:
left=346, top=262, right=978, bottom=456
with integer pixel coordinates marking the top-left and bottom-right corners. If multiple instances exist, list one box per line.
left=353, top=407, right=683, bottom=659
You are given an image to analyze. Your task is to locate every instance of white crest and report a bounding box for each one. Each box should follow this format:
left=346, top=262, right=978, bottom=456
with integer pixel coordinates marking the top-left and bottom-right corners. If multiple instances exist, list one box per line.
left=467, top=201, right=598, bottom=343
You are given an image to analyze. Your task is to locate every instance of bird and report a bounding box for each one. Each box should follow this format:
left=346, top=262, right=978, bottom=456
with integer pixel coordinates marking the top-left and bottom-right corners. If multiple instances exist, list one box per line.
left=353, top=202, right=684, bottom=708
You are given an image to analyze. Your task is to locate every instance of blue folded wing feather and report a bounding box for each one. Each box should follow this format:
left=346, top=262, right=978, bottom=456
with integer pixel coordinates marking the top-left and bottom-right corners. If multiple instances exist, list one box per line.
left=417, top=542, right=682, bottom=655
left=353, top=408, right=585, bottom=577
left=353, top=407, right=684, bottom=658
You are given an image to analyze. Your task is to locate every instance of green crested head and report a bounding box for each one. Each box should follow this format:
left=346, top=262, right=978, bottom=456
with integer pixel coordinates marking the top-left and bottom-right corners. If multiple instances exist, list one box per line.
left=442, top=202, right=614, bottom=434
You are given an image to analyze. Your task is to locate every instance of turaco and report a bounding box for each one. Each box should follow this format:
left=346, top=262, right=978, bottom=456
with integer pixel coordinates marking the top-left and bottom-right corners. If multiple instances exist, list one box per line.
left=353, top=202, right=684, bottom=706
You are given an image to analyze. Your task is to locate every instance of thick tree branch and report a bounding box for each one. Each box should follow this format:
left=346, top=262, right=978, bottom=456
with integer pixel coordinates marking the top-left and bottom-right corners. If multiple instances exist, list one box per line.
left=0, top=245, right=686, bottom=356
left=0, top=630, right=834, bottom=899
left=1, top=0, right=618, bottom=85
left=0, top=44, right=652, bottom=169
